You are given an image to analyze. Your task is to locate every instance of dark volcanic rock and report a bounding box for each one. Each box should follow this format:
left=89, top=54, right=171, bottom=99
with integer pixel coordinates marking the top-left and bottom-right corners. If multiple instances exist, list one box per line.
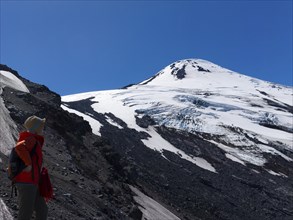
left=0, top=65, right=141, bottom=220
left=0, top=64, right=61, bottom=108
left=128, top=205, right=143, bottom=220
left=171, top=65, right=187, bottom=79
left=197, top=65, right=211, bottom=72
left=135, top=114, right=156, bottom=128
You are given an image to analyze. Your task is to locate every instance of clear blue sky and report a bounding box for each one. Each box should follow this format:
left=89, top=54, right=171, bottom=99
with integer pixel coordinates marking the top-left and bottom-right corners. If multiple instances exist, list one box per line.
left=0, top=1, right=292, bottom=95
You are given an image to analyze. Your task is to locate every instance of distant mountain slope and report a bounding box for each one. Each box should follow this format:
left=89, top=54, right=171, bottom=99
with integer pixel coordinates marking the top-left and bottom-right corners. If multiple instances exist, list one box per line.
left=62, top=59, right=293, bottom=220
left=62, top=59, right=292, bottom=170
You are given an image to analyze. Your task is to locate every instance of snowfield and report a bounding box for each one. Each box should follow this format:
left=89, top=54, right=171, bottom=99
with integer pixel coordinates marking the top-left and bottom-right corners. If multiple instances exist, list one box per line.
left=62, top=59, right=293, bottom=173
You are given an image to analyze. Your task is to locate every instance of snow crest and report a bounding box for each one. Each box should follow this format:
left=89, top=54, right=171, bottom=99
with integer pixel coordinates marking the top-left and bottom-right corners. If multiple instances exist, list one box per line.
left=0, top=70, right=29, bottom=93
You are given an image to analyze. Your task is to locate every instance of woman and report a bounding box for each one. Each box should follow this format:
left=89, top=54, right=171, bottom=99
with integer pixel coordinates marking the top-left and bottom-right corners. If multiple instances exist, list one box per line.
left=13, top=115, right=48, bottom=220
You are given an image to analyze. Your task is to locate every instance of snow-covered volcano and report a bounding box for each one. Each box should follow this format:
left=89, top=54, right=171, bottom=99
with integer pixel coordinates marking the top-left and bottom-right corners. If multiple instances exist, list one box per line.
left=62, top=59, right=292, bottom=174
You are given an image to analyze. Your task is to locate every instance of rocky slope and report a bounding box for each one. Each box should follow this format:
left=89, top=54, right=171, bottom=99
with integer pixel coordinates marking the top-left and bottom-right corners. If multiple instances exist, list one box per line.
left=0, top=64, right=143, bottom=220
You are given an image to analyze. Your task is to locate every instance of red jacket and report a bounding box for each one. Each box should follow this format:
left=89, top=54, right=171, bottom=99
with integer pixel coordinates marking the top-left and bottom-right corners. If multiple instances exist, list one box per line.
left=14, top=131, right=44, bottom=185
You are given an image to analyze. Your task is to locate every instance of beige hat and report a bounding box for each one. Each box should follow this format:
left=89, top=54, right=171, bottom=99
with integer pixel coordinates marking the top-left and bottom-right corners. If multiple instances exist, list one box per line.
left=24, top=116, right=46, bottom=135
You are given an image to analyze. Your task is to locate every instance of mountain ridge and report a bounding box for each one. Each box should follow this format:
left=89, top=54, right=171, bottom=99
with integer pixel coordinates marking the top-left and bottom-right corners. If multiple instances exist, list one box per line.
left=138, top=59, right=289, bottom=90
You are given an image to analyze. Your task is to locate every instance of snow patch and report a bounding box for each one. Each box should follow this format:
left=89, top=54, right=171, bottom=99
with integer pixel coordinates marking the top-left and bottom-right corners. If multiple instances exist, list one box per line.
left=211, top=140, right=293, bottom=168
left=225, top=153, right=246, bottom=165
left=211, top=141, right=266, bottom=166
left=266, top=170, right=288, bottom=178
left=129, top=185, right=181, bottom=220
left=258, top=144, right=293, bottom=162
left=0, top=198, right=13, bottom=220
left=252, top=169, right=260, bottom=174
left=0, top=70, right=29, bottom=93
left=143, top=127, right=217, bottom=173
left=105, top=116, right=123, bottom=129
left=0, top=97, right=18, bottom=156
left=61, top=105, right=102, bottom=136
left=0, top=71, right=28, bottom=156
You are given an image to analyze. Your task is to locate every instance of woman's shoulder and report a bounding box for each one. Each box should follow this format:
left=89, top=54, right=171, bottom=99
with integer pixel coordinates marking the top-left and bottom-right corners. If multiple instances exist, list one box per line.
left=18, top=132, right=44, bottom=148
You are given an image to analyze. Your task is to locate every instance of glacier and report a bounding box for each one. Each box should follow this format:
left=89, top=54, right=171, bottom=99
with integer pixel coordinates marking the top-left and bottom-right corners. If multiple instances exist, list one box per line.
left=62, top=59, right=293, bottom=174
